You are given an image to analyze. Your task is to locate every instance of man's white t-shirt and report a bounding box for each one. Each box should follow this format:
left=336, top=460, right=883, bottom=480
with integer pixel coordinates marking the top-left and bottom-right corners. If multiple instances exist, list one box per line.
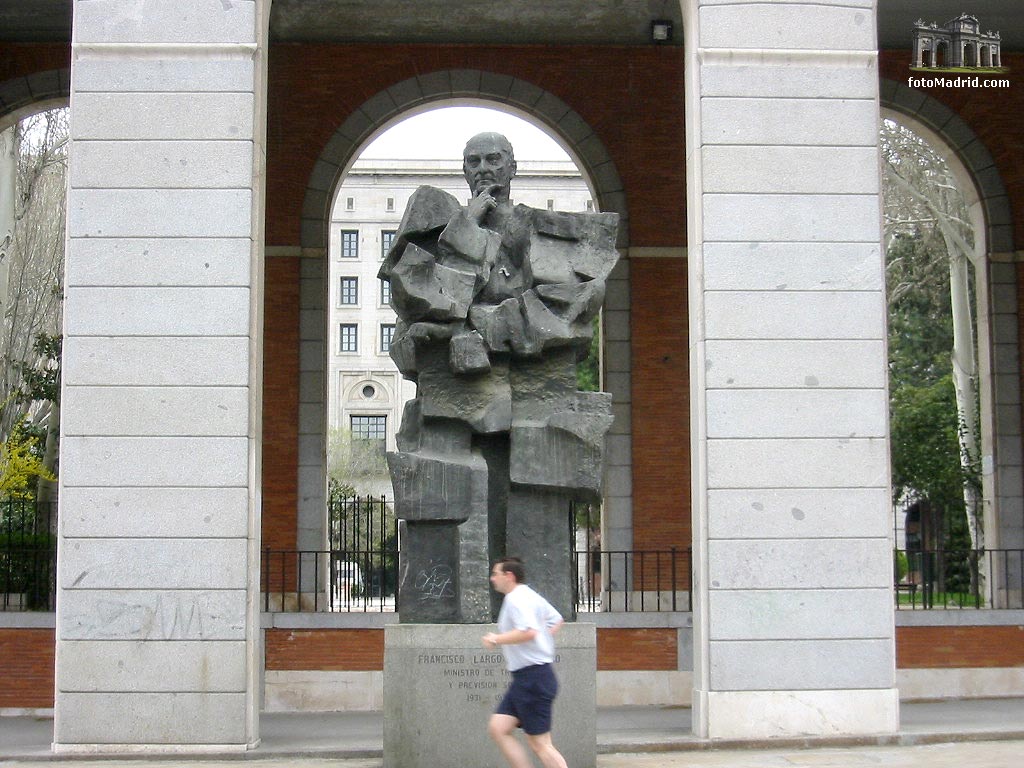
left=496, top=583, right=563, bottom=671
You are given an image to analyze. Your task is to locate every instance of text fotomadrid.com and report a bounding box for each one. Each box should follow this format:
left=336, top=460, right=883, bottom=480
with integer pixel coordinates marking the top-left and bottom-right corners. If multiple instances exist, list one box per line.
left=908, top=76, right=1010, bottom=88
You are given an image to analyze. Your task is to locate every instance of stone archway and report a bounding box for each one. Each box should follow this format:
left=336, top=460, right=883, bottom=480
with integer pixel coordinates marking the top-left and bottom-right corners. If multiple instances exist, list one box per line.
left=299, top=70, right=629, bottom=250
left=0, top=68, right=69, bottom=131
left=881, top=79, right=1021, bottom=597
left=293, top=71, right=633, bottom=574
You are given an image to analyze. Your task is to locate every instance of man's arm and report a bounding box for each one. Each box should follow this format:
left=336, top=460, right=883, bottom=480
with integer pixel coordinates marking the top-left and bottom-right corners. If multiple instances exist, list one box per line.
left=482, top=628, right=537, bottom=648
left=542, top=597, right=563, bottom=633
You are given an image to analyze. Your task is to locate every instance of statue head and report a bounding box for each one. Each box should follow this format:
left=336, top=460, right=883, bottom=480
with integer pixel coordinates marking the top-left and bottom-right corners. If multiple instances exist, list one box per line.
left=463, top=132, right=517, bottom=199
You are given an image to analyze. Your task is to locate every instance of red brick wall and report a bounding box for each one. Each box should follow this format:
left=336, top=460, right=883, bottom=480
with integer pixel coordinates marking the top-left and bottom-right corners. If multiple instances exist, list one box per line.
left=264, top=625, right=1024, bottom=673
left=0, top=628, right=55, bottom=708
left=5, top=624, right=1024, bottom=710
left=630, top=259, right=691, bottom=581
left=896, top=625, right=1024, bottom=669
left=262, top=257, right=301, bottom=571
left=597, top=628, right=677, bottom=671
left=266, top=628, right=384, bottom=671
left=0, top=43, right=68, bottom=85
left=266, top=43, right=686, bottom=249
left=263, top=627, right=676, bottom=672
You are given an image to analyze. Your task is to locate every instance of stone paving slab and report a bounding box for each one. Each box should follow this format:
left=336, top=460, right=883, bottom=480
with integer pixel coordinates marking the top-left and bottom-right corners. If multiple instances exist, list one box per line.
left=2, top=699, right=1023, bottom=763
left=3, top=741, right=1023, bottom=768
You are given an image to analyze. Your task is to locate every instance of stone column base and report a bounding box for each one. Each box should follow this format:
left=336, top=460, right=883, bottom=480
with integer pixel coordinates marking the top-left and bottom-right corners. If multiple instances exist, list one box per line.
left=694, top=688, right=899, bottom=740
left=384, top=623, right=596, bottom=768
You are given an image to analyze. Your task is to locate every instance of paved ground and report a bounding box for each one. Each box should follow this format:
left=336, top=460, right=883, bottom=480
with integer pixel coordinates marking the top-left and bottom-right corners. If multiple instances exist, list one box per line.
left=3, top=742, right=1024, bottom=768
left=599, top=740, right=1024, bottom=767
left=2, top=698, right=1022, bottom=767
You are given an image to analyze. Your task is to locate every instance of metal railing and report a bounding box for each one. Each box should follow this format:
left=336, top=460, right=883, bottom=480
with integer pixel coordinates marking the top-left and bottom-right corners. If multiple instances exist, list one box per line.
left=894, top=548, right=1024, bottom=609
left=262, top=547, right=395, bottom=612
left=573, top=548, right=692, bottom=613
left=0, top=500, right=57, bottom=612
left=262, top=547, right=691, bottom=613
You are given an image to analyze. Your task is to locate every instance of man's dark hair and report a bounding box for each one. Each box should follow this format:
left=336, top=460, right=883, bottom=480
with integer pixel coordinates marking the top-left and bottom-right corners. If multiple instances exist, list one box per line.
left=497, top=556, right=525, bottom=584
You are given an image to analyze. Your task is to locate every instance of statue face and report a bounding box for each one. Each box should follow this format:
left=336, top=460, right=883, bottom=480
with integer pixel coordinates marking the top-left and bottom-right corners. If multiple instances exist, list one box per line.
left=463, top=135, right=517, bottom=197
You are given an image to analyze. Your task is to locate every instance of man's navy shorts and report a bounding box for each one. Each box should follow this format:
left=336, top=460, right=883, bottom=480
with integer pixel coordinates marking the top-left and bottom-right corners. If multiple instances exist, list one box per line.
left=495, top=663, right=559, bottom=735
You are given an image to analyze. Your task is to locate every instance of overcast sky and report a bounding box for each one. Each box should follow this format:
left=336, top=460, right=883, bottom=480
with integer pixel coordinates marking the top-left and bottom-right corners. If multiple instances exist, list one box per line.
left=359, top=106, right=572, bottom=163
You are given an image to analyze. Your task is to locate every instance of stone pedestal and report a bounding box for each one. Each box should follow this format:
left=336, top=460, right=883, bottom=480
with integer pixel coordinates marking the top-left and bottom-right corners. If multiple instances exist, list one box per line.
left=384, top=623, right=596, bottom=768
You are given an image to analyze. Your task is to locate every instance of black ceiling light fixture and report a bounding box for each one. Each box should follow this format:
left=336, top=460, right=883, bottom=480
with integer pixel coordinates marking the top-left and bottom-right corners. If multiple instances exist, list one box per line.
left=651, top=19, right=673, bottom=44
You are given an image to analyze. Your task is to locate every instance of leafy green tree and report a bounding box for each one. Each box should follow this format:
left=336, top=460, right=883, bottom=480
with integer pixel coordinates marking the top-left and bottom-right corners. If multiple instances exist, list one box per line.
left=0, top=417, right=55, bottom=499
left=882, top=118, right=982, bottom=560
left=1, top=108, right=66, bottom=505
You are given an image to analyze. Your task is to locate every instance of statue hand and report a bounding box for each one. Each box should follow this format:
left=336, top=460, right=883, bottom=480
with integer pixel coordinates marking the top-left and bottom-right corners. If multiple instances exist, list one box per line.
left=467, top=183, right=502, bottom=224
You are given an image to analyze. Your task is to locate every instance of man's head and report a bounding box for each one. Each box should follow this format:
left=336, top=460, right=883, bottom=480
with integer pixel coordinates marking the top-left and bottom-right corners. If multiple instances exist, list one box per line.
left=463, top=132, right=517, bottom=199
left=489, top=556, right=525, bottom=594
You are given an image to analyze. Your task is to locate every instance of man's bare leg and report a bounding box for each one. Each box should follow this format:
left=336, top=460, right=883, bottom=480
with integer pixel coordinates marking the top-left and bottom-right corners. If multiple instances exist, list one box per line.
left=488, top=714, right=533, bottom=768
left=525, top=731, right=568, bottom=768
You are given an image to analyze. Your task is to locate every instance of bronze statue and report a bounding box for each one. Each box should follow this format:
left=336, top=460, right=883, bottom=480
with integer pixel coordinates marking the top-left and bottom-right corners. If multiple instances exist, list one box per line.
left=380, top=133, right=618, bottom=622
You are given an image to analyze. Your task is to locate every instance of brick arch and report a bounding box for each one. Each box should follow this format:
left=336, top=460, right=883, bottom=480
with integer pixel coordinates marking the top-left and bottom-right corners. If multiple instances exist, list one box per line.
left=881, top=78, right=1015, bottom=255
left=0, top=69, right=70, bottom=131
left=298, top=69, right=630, bottom=250
left=293, top=71, right=634, bottom=563
left=880, top=78, right=1021, bottom=560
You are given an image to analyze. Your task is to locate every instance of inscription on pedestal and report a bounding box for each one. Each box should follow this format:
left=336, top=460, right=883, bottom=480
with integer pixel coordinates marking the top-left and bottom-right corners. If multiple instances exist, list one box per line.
left=384, top=623, right=595, bottom=768
left=416, top=650, right=565, bottom=706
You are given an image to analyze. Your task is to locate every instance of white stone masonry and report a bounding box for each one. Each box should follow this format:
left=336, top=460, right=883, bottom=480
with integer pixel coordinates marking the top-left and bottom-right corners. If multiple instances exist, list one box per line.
left=55, top=0, right=269, bottom=752
left=683, top=0, right=899, bottom=739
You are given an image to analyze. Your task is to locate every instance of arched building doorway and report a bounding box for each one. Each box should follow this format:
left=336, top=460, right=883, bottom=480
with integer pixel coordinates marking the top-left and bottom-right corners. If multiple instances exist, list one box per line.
left=882, top=79, right=1022, bottom=608
left=288, top=76, right=634, bottom=599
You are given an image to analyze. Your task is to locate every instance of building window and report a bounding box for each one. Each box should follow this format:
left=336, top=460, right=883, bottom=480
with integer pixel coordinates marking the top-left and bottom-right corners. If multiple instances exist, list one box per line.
left=346, top=197, right=355, bottom=211
left=381, top=230, right=396, bottom=259
left=351, top=415, right=386, bottom=456
left=586, top=200, right=594, bottom=212
left=339, top=323, right=358, bottom=353
left=380, top=278, right=391, bottom=306
left=339, top=277, right=358, bottom=305
left=380, top=323, right=396, bottom=353
left=341, top=230, right=358, bottom=259
left=547, top=199, right=555, bottom=211
left=386, top=197, right=395, bottom=212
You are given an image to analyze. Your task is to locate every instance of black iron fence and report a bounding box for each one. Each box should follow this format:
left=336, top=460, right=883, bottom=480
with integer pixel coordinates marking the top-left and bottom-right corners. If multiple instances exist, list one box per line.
left=573, top=548, right=692, bottom=613
left=0, top=500, right=57, bottom=611
left=261, top=495, right=398, bottom=612
left=9, top=497, right=1021, bottom=614
left=262, top=546, right=692, bottom=613
left=894, top=548, right=1024, bottom=609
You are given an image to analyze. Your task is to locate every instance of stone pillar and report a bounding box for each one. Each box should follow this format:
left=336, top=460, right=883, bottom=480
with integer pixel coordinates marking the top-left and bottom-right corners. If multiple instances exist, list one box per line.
left=683, top=0, right=899, bottom=739
left=55, top=0, right=269, bottom=752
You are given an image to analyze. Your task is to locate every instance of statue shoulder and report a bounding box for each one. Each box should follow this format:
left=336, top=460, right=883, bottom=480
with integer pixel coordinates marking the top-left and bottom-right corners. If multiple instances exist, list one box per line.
left=380, top=186, right=463, bottom=279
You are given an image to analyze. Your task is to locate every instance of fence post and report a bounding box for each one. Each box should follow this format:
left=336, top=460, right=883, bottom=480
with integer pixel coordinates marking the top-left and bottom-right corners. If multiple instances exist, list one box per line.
left=671, top=547, right=677, bottom=611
